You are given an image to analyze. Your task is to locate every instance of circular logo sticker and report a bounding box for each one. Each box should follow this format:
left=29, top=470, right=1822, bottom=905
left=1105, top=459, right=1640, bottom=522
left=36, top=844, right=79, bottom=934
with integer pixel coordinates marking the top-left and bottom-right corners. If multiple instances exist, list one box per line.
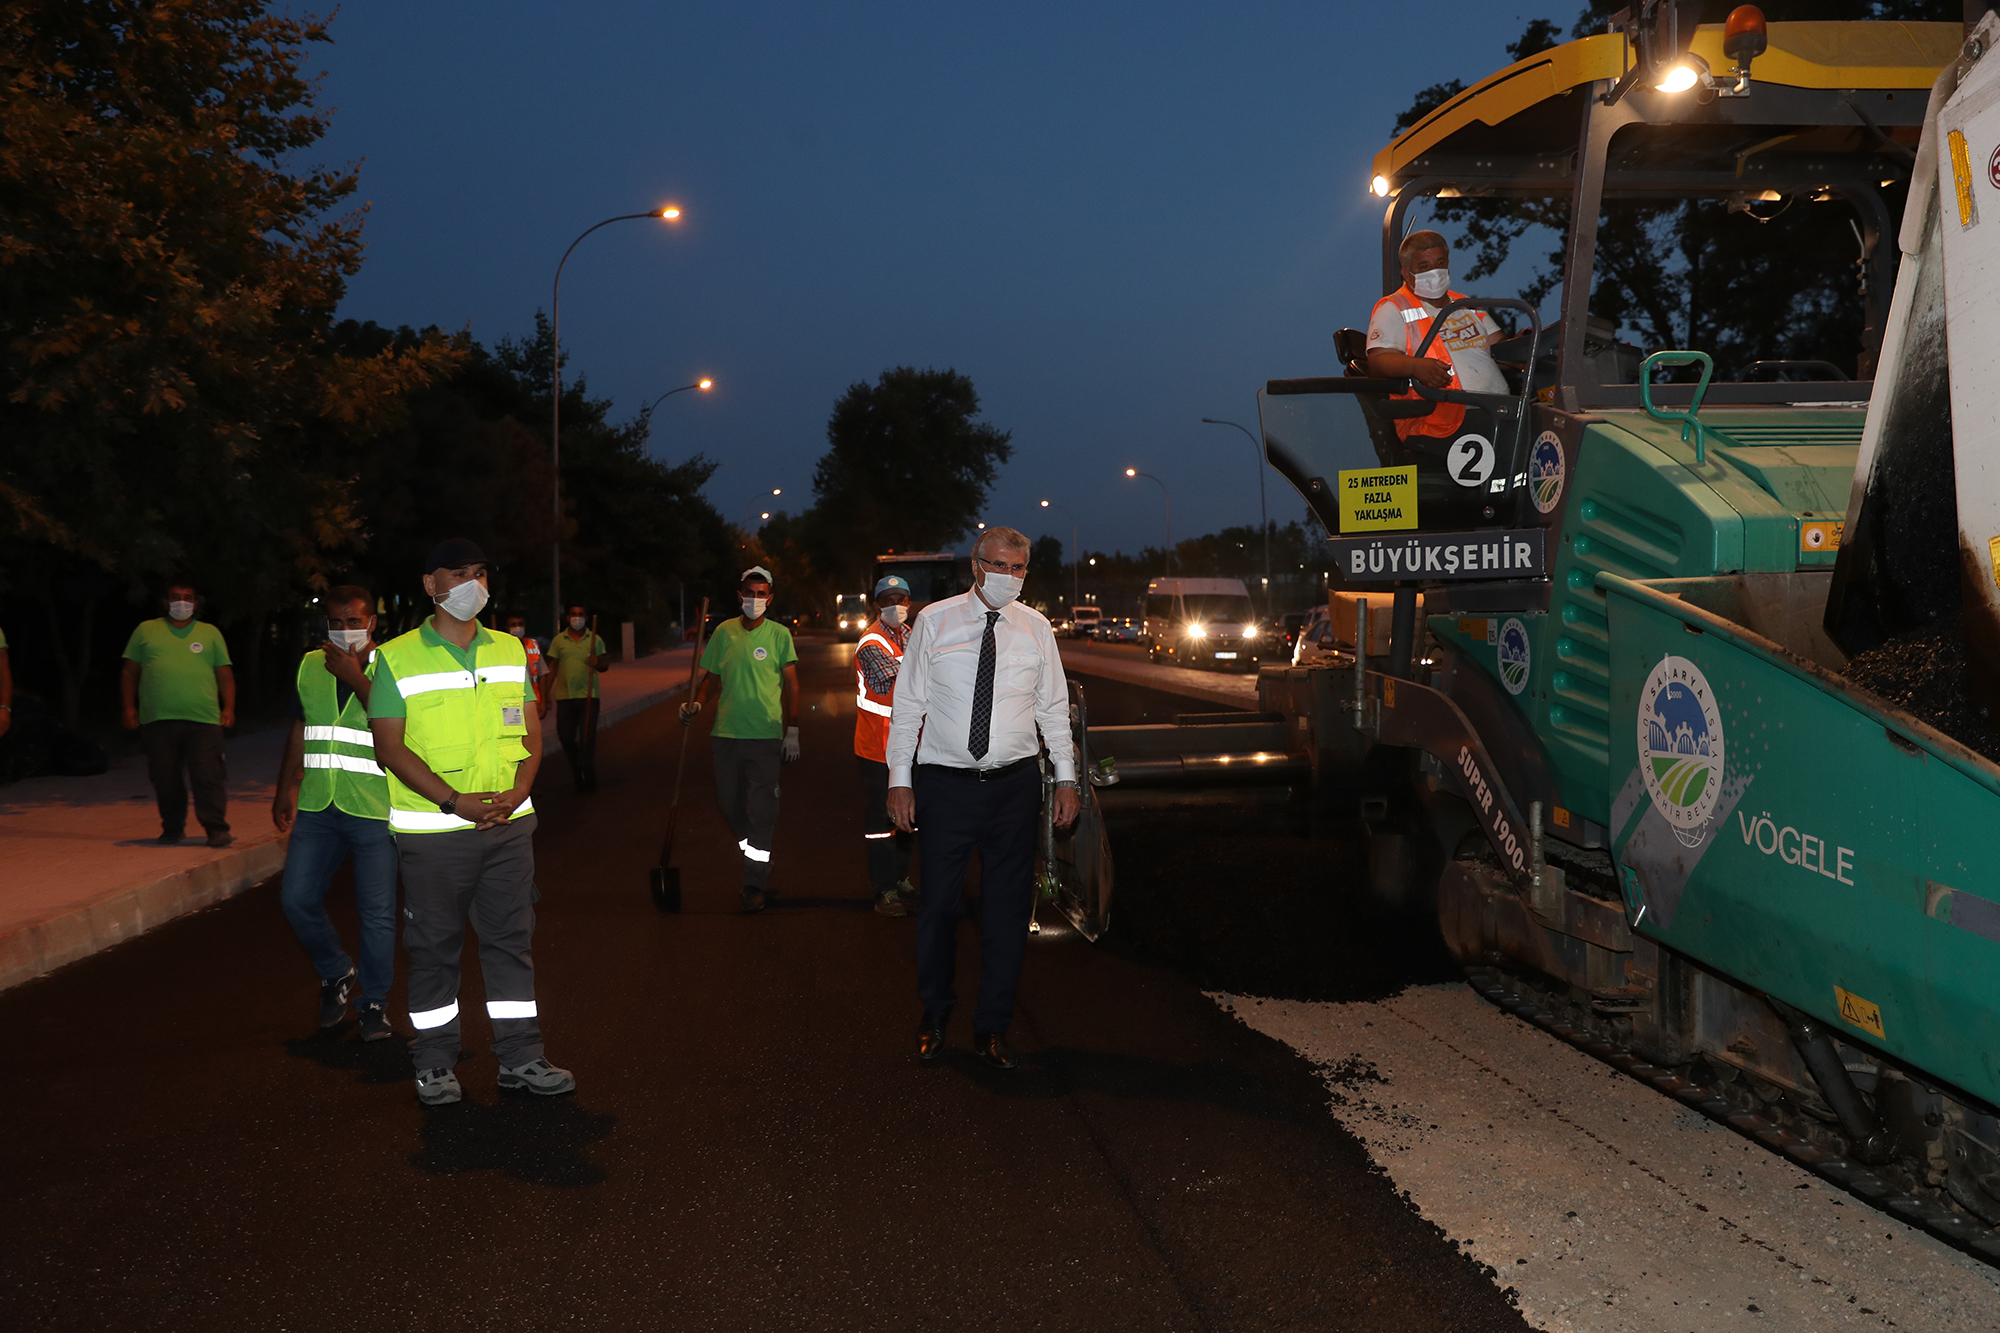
left=1497, top=618, right=1531, bottom=695
left=1989, top=144, right=2000, bottom=190
left=1529, top=430, right=1566, bottom=515
left=1638, top=654, right=1725, bottom=847
left=189, top=640, right=204, bottom=654
left=753, top=646, right=768, bottom=661
left=1447, top=433, right=1496, bottom=489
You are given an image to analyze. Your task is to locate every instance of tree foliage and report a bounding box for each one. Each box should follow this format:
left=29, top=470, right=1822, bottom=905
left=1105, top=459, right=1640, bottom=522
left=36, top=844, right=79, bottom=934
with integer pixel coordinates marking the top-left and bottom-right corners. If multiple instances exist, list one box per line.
left=0, top=0, right=456, bottom=719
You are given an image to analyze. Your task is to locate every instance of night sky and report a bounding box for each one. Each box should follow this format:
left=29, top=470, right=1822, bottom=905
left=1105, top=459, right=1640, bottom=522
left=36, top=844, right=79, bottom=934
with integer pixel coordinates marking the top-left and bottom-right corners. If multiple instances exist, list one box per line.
left=310, top=3, right=1552, bottom=559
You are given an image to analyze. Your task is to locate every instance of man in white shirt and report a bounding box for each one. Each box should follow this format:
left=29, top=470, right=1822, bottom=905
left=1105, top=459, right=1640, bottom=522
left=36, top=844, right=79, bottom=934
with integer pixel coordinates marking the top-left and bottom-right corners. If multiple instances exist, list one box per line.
left=886, top=526, right=1080, bottom=1069
left=1365, top=230, right=1511, bottom=445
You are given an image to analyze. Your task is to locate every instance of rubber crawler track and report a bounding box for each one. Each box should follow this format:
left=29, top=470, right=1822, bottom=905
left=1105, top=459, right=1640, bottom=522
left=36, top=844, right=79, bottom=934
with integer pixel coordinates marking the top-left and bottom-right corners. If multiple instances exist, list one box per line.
left=1464, top=970, right=2000, bottom=1265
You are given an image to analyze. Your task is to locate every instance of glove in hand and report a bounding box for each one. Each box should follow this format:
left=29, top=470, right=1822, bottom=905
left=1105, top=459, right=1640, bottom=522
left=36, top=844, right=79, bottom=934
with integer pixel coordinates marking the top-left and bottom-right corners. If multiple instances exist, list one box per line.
left=781, top=725, right=801, bottom=762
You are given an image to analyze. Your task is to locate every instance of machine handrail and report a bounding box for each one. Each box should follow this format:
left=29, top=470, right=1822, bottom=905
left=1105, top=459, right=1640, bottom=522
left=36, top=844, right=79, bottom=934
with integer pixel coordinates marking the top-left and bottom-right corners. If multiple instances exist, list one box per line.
left=1638, top=350, right=1716, bottom=463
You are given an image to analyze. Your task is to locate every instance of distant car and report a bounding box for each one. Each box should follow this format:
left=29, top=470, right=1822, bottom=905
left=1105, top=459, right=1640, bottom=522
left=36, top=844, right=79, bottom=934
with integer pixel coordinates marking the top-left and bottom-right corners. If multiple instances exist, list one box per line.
left=1292, top=606, right=1340, bottom=667
left=1067, top=606, right=1101, bottom=640
left=1280, top=611, right=1311, bottom=656
left=1097, top=617, right=1139, bottom=644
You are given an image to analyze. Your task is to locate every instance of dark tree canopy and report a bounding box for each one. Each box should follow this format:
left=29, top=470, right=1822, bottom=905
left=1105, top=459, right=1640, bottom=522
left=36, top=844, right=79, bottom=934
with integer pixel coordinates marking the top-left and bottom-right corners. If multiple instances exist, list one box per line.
left=812, top=366, right=1013, bottom=579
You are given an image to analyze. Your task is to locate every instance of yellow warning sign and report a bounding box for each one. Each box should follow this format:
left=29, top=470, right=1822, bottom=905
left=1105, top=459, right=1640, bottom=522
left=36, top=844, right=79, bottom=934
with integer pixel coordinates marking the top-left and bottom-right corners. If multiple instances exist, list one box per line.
left=1835, top=986, right=1885, bottom=1040
left=1950, top=128, right=1978, bottom=229
left=1338, top=466, right=1417, bottom=533
left=1799, top=520, right=1842, bottom=555
left=1988, top=535, right=2000, bottom=591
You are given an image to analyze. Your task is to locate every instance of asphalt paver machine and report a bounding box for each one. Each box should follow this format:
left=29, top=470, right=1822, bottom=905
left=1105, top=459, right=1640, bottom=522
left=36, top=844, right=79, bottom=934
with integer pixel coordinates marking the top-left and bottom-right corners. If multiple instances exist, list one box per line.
left=1252, top=7, right=2000, bottom=1256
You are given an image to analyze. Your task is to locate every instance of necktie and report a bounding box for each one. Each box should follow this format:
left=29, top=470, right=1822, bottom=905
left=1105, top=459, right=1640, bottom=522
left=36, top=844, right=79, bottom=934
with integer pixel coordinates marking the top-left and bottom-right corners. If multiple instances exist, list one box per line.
left=968, top=610, right=1000, bottom=760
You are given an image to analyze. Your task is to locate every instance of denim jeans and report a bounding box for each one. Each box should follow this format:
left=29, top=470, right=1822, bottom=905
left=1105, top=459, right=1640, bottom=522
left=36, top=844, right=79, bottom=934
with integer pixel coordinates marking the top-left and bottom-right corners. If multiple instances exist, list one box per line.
left=279, top=806, right=399, bottom=1004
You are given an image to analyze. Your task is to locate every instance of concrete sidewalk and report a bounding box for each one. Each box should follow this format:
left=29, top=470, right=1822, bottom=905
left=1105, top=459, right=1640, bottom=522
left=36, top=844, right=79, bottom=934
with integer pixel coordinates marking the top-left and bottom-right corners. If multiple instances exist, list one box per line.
left=0, top=645, right=697, bottom=994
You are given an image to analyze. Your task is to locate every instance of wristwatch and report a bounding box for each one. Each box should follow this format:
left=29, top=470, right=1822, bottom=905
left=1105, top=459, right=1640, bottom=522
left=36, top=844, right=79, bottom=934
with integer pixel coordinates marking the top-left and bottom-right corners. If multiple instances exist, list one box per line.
left=438, top=793, right=458, bottom=816
left=1054, top=779, right=1079, bottom=789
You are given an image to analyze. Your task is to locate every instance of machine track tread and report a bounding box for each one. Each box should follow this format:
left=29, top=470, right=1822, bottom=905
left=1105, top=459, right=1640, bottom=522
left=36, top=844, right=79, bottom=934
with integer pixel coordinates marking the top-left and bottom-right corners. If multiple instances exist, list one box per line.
left=1465, top=970, right=2000, bottom=1266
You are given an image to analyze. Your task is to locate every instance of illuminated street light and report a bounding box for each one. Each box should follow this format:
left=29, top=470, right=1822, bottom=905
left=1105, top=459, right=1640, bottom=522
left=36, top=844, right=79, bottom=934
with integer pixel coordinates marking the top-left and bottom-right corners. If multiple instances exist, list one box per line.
left=643, top=376, right=714, bottom=418
left=1123, top=468, right=1173, bottom=572
left=1039, top=498, right=1081, bottom=611
left=550, top=204, right=683, bottom=631
left=1202, top=418, right=1272, bottom=617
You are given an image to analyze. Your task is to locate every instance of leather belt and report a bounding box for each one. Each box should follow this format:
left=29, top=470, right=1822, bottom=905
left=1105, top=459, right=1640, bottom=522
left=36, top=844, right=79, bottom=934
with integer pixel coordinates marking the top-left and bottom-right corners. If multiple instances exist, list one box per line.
left=918, top=755, right=1037, bottom=782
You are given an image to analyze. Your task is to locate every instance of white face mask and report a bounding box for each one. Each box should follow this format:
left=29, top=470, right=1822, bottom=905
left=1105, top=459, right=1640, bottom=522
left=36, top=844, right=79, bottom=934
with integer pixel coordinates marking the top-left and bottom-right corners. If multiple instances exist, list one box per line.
left=328, top=627, right=370, bottom=651
left=1412, top=266, right=1451, bottom=301
left=434, top=578, right=489, bottom=622
left=742, top=596, right=768, bottom=620
left=167, top=600, right=195, bottom=622
left=568, top=616, right=586, bottom=631
left=878, top=603, right=907, bottom=627
left=978, top=572, right=1023, bottom=609
left=508, top=626, right=526, bottom=638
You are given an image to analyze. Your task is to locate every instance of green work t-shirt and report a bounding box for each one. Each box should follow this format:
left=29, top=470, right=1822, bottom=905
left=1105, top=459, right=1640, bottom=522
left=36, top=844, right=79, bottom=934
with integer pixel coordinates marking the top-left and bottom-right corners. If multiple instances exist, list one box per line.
left=701, top=617, right=797, bottom=740
left=365, top=619, right=482, bottom=721
left=122, top=619, right=232, bottom=725
left=546, top=630, right=606, bottom=701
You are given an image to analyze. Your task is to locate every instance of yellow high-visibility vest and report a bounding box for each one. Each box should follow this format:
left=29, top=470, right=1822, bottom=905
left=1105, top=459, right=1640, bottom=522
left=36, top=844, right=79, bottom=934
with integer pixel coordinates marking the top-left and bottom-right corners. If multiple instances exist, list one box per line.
left=296, top=650, right=388, bottom=820
left=374, top=624, right=535, bottom=834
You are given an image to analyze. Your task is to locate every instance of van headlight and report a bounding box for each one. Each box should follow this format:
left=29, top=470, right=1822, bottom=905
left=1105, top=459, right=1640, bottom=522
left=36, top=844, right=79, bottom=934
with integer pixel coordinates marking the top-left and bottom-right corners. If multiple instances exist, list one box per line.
left=1243, top=625, right=1258, bottom=639
left=1187, top=623, right=1207, bottom=639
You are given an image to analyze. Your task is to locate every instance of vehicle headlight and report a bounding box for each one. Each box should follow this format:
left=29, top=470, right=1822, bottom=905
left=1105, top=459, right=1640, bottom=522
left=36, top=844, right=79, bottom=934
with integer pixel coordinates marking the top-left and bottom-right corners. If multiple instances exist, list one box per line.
left=1187, top=623, right=1207, bottom=639
left=1243, top=625, right=1258, bottom=639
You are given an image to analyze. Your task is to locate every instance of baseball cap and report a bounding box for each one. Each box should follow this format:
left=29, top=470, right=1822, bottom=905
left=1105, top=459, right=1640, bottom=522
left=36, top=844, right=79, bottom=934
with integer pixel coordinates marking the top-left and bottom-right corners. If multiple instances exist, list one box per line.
left=741, top=565, right=774, bottom=584
left=423, top=538, right=488, bottom=573
left=874, top=575, right=911, bottom=598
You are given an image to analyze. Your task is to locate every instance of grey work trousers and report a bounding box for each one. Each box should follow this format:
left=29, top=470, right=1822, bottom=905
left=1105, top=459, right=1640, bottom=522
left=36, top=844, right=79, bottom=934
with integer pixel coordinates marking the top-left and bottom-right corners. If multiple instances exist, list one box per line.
left=396, top=813, right=543, bottom=1072
left=139, top=719, right=229, bottom=837
left=712, top=736, right=782, bottom=890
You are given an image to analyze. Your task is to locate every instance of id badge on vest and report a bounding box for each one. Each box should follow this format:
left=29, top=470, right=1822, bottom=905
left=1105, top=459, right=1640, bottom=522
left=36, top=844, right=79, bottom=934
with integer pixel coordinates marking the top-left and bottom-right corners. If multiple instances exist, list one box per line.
left=502, top=705, right=524, bottom=728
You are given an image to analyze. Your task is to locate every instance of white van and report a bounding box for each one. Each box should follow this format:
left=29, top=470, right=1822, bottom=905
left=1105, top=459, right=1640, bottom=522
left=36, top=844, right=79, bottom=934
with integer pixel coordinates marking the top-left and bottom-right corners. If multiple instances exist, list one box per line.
left=1142, top=577, right=1262, bottom=671
left=1067, top=606, right=1101, bottom=640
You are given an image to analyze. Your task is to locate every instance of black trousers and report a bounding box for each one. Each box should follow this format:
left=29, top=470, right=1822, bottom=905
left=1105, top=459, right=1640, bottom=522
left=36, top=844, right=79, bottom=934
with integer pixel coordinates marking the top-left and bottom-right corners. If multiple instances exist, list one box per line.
left=857, top=756, right=913, bottom=893
left=555, top=697, right=599, bottom=779
left=139, top=719, right=229, bottom=837
left=913, top=762, right=1039, bottom=1034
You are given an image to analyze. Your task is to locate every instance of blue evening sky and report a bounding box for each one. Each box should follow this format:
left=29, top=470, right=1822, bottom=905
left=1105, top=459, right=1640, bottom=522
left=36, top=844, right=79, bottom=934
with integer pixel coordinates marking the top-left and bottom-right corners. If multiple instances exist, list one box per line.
left=308, top=2, right=1556, bottom=559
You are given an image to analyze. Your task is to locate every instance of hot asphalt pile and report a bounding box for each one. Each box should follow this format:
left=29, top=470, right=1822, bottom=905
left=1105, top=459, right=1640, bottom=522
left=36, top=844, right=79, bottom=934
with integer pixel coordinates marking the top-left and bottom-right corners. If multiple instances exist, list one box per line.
left=1841, top=617, right=2000, bottom=762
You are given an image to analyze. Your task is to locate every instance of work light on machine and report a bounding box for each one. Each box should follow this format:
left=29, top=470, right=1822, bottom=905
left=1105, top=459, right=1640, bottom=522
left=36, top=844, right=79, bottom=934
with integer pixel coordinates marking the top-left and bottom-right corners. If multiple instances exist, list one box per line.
left=1370, top=175, right=1390, bottom=197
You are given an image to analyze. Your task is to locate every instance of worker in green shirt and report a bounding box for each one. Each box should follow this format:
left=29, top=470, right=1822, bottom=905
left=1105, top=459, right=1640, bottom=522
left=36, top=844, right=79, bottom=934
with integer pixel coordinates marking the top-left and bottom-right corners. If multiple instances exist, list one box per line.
left=546, top=603, right=609, bottom=792
left=679, top=566, right=799, bottom=912
left=121, top=582, right=236, bottom=847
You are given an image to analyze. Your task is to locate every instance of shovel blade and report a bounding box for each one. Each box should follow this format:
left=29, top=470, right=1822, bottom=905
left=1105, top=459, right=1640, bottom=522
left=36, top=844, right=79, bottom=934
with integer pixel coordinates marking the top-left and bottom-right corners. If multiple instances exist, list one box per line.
left=650, top=866, right=681, bottom=914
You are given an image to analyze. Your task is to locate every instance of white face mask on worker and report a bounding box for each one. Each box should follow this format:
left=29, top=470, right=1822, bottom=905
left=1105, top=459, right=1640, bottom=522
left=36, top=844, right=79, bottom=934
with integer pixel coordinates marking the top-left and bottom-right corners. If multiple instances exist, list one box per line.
left=434, top=578, right=489, bottom=622
left=568, top=616, right=586, bottom=631
left=1412, top=267, right=1451, bottom=301
left=979, top=572, right=1022, bottom=609
left=879, top=604, right=907, bottom=627
left=167, top=600, right=195, bottom=621
left=327, top=628, right=369, bottom=651
left=742, top=596, right=768, bottom=620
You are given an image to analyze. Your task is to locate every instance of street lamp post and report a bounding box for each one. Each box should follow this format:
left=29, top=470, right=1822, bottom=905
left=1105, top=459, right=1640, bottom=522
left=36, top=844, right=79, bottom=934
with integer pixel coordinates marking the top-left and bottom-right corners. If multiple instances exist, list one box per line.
left=1123, top=468, right=1172, bottom=572
left=551, top=205, right=681, bottom=634
left=642, top=376, right=713, bottom=423
left=1038, top=498, right=1081, bottom=612
left=740, top=487, right=781, bottom=552
left=1201, top=418, right=1271, bottom=617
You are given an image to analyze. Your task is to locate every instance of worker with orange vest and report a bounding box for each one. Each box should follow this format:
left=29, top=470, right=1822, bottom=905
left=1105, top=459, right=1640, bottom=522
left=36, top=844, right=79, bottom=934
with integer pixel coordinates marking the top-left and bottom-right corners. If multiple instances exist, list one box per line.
left=1364, top=229, right=1512, bottom=442
left=854, top=574, right=916, bottom=917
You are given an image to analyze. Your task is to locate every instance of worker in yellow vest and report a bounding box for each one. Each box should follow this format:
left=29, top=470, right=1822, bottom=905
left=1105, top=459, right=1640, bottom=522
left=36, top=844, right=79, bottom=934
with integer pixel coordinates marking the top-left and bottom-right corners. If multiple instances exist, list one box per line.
left=368, top=539, right=573, bottom=1107
left=272, top=584, right=397, bottom=1040
left=854, top=574, right=916, bottom=917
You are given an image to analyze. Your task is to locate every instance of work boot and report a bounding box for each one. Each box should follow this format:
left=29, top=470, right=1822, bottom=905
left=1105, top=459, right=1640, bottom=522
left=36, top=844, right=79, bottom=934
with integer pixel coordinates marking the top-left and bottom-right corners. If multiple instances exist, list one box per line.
left=498, top=1058, right=576, bottom=1096
left=874, top=889, right=908, bottom=917
left=357, top=1002, right=393, bottom=1043
left=157, top=829, right=184, bottom=846
left=414, top=1067, right=462, bottom=1106
left=896, top=877, right=920, bottom=908
left=206, top=830, right=234, bottom=849
left=741, top=889, right=766, bottom=914
left=318, top=968, right=357, bottom=1030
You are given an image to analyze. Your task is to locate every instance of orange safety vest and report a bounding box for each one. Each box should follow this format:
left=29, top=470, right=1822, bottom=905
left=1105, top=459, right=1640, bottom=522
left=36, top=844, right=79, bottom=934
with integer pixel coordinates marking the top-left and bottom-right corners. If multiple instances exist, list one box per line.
left=1369, top=285, right=1471, bottom=441
left=853, top=621, right=904, bottom=763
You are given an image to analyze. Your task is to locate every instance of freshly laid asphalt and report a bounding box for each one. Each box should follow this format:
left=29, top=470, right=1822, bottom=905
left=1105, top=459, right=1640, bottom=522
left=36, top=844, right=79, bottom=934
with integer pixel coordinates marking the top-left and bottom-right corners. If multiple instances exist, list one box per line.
left=2, top=638, right=1527, bottom=1332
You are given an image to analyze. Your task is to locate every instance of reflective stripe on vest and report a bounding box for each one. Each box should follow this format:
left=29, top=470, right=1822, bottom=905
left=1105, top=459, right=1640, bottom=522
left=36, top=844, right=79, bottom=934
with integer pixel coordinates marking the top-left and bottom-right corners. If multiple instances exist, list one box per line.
left=853, top=622, right=903, bottom=763
left=1370, top=286, right=1468, bottom=441
left=296, top=651, right=389, bottom=821
left=375, top=623, right=535, bottom=834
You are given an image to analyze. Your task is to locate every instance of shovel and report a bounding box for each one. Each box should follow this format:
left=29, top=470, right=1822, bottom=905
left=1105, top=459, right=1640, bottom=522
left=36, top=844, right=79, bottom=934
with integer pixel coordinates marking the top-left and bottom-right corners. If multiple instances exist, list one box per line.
left=651, top=598, right=709, bottom=913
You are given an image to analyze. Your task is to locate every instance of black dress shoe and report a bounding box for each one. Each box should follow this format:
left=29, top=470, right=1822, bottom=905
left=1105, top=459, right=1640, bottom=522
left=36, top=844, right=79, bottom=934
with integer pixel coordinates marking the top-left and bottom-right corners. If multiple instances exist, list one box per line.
left=915, top=1014, right=948, bottom=1064
left=971, top=1032, right=1017, bottom=1070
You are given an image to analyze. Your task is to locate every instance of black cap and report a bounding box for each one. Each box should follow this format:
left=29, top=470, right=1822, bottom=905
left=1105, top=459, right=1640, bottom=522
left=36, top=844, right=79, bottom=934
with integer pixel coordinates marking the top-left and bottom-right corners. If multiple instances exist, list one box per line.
left=423, top=538, right=488, bottom=574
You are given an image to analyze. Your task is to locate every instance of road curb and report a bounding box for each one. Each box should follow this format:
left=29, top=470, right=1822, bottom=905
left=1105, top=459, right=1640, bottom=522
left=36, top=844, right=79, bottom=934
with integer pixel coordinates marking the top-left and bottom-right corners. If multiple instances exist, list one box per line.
left=1, top=678, right=693, bottom=996
left=1057, top=646, right=1259, bottom=710
left=0, top=833, right=290, bottom=994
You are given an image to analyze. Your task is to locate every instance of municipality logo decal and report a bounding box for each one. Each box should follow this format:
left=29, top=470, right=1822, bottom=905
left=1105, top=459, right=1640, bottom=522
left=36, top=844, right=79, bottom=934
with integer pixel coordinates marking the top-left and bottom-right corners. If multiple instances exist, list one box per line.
left=1497, top=617, right=1530, bottom=695
left=1530, top=431, right=1565, bottom=515
left=1638, top=655, right=1724, bottom=847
